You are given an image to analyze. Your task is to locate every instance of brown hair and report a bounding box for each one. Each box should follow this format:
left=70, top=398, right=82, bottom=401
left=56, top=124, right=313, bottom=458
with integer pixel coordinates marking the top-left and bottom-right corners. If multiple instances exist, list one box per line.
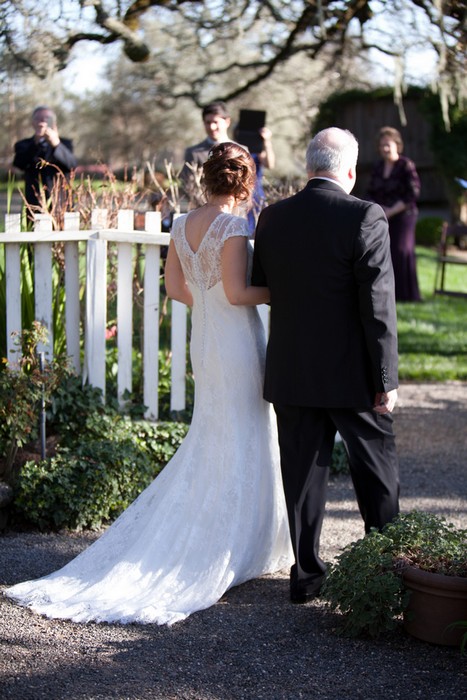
left=202, top=142, right=256, bottom=202
left=202, top=101, right=230, bottom=120
left=377, top=126, right=404, bottom=153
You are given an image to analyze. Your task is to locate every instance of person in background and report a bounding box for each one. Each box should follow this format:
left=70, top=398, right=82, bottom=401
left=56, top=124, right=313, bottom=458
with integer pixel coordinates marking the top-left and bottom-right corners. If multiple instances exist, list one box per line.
left=181, top=101, right=235, bottom=205
left=183, top=101, right=232, bottom=168
left=252, top=127, right=400, bottom=604
left=366, top=126, right=421, bottom=302
left=13, top=106, right=77, bottom=211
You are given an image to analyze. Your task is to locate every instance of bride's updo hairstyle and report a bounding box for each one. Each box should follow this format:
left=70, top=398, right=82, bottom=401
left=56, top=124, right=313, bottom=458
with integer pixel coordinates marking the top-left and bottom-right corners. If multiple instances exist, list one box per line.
left=202, top=142, right=255, bottom=203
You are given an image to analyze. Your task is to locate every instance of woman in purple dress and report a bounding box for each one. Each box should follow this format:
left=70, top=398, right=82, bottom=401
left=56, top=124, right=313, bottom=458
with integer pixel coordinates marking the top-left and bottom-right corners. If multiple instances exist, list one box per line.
left=367, top=126, right=421, bottom=301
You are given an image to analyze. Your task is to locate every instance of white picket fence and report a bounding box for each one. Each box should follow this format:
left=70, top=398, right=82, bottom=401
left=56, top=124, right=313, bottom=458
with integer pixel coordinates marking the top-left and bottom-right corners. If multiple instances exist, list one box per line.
left=1, top=209, right=189, bottom=420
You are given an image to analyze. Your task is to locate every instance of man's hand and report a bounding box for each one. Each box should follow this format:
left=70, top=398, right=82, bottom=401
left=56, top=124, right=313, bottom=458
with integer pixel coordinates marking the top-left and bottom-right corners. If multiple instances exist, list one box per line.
left=373, top=389, right=398, bottom=414
left=44, top=126, right=60, bottom=148
left=32, top=109, right=60, bottom=147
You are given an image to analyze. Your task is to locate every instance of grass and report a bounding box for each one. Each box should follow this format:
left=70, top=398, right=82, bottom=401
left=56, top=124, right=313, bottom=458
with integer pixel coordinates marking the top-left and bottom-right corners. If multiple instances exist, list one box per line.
left=397, top=247, right=467, bottom=380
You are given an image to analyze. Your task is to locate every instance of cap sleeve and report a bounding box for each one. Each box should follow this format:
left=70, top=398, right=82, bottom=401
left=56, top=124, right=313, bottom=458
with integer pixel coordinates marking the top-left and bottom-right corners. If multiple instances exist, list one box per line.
left=170, top=214, right=187, bottom=242
left=220, top=215, right=250, bottom=244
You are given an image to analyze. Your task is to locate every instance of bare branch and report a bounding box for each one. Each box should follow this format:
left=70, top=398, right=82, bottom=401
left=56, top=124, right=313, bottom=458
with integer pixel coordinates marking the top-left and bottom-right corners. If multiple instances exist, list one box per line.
left=1, top=0, right=464, bottom=117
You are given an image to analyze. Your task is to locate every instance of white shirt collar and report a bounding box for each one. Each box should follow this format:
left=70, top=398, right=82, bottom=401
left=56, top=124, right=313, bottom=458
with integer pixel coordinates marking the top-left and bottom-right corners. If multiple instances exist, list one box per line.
left=310, top=176, right=346, bottom=192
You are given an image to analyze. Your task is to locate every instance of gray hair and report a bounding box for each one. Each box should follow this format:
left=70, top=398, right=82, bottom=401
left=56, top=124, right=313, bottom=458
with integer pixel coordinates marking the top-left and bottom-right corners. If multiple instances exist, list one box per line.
left=306, top=127, right=358, bottom=175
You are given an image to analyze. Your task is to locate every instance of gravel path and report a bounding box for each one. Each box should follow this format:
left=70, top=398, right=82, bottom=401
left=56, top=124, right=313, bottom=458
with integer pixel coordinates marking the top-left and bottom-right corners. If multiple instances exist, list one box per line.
left=1, top=382, right=466, bottom=700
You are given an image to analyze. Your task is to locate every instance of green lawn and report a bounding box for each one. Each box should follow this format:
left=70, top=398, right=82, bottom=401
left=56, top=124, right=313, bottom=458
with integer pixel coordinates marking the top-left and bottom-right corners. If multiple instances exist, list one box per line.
left=397, top=247, right=467, bottom=380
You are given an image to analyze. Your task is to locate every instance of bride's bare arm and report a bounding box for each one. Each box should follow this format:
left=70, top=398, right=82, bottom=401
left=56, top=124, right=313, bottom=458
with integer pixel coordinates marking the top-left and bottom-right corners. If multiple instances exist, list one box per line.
left=222, top=236, right=270, bottom=306
left=165, top=241, right=193, bottom=307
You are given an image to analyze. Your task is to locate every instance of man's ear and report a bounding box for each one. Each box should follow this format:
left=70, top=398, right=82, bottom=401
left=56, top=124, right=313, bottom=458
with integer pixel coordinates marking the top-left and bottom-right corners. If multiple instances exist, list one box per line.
left=346, top=165, right=357, bottom=193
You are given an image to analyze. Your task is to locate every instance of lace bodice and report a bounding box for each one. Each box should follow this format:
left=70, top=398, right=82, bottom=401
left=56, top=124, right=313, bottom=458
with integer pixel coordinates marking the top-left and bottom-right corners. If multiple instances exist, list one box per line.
left=171, top=212, right=250, bottom=290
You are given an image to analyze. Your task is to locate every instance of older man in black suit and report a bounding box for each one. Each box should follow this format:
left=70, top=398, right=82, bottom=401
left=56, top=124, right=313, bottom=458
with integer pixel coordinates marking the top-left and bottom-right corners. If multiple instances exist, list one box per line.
left=13, top=106, right=77, bottom=210
left=252, top=127, right=400, bottom=603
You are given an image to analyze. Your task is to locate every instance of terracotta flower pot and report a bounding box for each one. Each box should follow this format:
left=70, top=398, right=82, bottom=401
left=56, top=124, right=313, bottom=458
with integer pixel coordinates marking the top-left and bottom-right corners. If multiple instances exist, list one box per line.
left=402, top=566, right=467, bottom=646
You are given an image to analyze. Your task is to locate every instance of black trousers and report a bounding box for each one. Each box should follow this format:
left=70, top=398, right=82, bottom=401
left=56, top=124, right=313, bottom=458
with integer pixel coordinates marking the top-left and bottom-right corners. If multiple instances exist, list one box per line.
left=273, top=404, right=400, bottom=596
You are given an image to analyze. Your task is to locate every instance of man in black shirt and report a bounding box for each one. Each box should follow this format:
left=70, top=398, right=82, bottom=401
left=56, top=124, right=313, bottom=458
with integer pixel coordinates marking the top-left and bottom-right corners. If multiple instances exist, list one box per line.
left=13, top=106, right=77, bottom=209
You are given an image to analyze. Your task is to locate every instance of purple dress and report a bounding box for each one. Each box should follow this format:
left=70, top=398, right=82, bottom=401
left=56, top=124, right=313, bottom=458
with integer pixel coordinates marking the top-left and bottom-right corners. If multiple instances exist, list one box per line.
left=367, top=155, right=421, bottom=302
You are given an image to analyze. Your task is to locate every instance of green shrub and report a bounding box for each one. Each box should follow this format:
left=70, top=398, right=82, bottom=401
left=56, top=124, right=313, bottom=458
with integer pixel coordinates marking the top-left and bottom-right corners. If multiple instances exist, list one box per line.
left=323, top=530, right=409, bottom=637
left=331, top=440, right=349, bottom=476
left=415, top=216, right=443, bottom=246
left=47, top=373, right=106, bottom=437
left=11, top=419, right=188, bottom=531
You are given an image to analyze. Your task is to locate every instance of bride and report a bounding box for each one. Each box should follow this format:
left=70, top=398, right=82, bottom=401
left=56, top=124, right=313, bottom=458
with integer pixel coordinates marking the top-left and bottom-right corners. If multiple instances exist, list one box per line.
left=4, top=142, right=292, bottom=625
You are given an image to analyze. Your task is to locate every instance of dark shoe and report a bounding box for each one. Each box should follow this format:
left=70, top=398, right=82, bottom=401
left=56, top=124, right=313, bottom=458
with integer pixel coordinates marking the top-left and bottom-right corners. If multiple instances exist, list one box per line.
left=290, top=587, right=321, bottom=604
left=289, top=564, right=324, bottom=603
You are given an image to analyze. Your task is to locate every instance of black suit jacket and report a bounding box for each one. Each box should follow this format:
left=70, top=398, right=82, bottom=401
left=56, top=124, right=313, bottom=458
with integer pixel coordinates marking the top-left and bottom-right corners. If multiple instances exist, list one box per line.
left=183, top=137, right=214, bottom=169
left=179, top=138, right=214, bottom=196
left=13, top=136, right=77, bottom=207
left=251, top=178, right=398, bottom=408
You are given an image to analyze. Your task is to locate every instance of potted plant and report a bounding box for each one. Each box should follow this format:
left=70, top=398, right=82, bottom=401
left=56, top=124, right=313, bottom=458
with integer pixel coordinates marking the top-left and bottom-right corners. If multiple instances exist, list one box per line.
left=322, top=511, right=467, bottom=646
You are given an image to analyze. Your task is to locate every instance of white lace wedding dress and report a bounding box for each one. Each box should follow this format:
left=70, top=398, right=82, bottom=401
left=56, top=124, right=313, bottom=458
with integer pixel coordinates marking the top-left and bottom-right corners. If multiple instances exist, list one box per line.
left=5, top=212, right=292, bottom=625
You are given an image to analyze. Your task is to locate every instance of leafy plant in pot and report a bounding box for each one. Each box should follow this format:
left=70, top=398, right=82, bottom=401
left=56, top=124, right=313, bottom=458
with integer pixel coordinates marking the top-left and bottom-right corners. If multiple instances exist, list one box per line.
left=322, top=511, right=467, bottom=646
